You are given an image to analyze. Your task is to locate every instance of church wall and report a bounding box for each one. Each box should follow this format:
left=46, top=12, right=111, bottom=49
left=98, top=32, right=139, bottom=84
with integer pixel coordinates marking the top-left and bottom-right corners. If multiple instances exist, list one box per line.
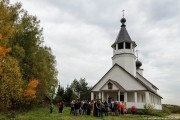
left=103, top=93, right=107, bottom=102
left=149, top=92, right=162, bottom=106
left=127, top=92, right=134, bottom=102
left=137, top=92, right=145, bottom=103
left=92, top=65, right=146, bottom=91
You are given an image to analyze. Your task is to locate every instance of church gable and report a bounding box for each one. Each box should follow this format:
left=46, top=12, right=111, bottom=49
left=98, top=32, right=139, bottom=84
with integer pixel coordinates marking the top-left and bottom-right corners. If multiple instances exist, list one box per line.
left=100, top=79, right=125, bottom=91
left=92, top=64, right=146, bottom=92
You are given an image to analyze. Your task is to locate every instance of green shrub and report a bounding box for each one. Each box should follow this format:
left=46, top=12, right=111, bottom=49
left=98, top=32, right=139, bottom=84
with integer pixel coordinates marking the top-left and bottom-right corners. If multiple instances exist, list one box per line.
left=163, top=107, right=171, bottom=115
left=142, top=104, right=170, bottom=117
left=143, top=104, right=155, bottom=115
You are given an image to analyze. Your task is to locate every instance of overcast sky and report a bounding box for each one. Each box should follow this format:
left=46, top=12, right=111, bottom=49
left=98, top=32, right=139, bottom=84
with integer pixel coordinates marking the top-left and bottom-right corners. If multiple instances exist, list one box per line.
left=11, top=0, right=180, bottom=105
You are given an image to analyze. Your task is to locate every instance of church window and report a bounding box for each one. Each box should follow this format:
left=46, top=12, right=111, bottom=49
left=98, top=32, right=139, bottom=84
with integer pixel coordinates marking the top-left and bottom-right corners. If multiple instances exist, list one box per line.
left=108, top=82, right=113, bottom=89
left=118, top=43, right=123, bottom=49
left=125, top=42, right=131, bottom=49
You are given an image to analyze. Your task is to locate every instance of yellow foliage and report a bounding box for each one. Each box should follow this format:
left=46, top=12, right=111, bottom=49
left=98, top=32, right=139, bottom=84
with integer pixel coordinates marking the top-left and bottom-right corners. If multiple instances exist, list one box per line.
left=0, top=33, right=2, bottom=39
left=0, top=46, right=11, bottom=58
left=23, top=79, right=39, bottom=99
left=0, top=56, right=24, bottom=110
left=28, top=80, right=39, bottom=88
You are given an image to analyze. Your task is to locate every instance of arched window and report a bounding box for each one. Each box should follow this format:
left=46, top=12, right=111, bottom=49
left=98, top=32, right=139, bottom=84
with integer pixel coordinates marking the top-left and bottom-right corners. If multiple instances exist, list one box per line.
left=108, top=82, right=113, bottom=89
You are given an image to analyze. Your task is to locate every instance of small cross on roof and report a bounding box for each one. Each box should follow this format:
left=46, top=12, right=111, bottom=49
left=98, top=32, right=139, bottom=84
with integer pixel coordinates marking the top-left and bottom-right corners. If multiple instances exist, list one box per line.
left=122, top=10, right=125, bottom=18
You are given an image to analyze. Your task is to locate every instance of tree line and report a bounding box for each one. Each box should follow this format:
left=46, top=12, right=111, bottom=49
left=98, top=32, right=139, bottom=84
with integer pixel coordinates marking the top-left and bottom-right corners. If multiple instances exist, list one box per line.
left=55, top=78, right=92, bottom=105
left=0, top=0, right=58, bottom=111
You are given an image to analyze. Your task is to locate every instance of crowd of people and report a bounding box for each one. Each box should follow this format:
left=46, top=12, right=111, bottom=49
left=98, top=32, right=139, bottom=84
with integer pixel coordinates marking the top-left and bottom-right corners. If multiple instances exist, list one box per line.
left=50, top=98, right=137, bottom=117
left=69, top=98, right=128, bottom=117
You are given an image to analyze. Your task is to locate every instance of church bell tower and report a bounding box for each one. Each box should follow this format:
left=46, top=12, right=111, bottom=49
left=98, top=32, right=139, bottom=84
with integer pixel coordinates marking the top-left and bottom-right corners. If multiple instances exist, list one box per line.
left=111, top=16, right=137, bottom=76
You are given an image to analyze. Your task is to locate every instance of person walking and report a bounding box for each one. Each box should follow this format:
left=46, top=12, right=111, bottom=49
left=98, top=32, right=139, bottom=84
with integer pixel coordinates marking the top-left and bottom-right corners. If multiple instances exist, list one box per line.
left=58, top=101, right=63, bottom=113
left=50, top=103, right=53, bottom=113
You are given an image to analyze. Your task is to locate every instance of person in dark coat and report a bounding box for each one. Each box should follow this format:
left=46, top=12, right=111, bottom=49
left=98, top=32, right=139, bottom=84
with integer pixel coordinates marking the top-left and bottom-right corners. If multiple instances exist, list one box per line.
left=74, top=101, right=80, bottom=115
left=114, top=101, right=118, bottom=116
left=111, top=99, right=115, bottom=115
left=104, top=101, right=109, bottom=116
left=96, top=100, right=101, bottom=117
left=93, top=101, right=98, bottom=117
left=86, top=102, right=91, bottom=115
left=99, top=101, right=105, bottom=117
left=82, top=102, right=87, bottom=115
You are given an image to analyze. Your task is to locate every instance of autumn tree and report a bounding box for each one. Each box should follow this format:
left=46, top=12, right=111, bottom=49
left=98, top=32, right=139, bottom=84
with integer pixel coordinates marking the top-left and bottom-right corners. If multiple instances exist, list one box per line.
left=0, top=56, right=24, bottom=110
left=33, top=47, right=58, bottom=101
left=4, top=0, right=58, bottom=101
left=0, top=0, right=15, bottom=68
left=0, top=0, right=58, bottom=110
left=23, top=79, right=39, bottom=105
left=7, top=5, right=58, bottom=102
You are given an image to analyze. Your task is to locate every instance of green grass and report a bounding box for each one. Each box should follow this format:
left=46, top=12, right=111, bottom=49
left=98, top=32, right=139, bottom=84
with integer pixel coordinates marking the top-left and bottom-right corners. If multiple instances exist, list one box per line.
left=0, top=107, right=166, bottom=120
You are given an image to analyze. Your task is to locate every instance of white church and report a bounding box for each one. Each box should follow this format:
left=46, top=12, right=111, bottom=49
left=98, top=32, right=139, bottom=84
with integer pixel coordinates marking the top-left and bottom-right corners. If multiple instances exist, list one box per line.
left=91, top=16, right=162, bottom=110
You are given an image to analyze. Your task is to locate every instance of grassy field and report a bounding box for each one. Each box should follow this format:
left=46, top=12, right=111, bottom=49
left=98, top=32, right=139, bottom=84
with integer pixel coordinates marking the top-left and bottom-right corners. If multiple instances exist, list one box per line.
left=0, top=107, right=166, bottom=120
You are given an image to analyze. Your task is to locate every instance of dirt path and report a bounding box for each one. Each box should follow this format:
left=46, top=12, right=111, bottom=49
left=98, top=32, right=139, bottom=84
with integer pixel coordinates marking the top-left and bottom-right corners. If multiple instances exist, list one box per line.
left=167, top=114, right=180, bottom=119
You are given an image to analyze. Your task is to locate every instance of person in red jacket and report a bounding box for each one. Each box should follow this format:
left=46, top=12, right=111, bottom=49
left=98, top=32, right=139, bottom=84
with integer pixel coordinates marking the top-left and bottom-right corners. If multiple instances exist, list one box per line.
left=57, top=101, right=63, bottom=113
left=117, top=102, right=121, bottom=115
left=121, top=102, right=124, bottom=114
left=131, top=105, right=136, bottom=114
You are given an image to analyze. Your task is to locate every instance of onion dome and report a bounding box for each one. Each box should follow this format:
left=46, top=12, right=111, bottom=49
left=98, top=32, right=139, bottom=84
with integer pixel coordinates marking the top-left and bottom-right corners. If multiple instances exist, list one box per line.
left=136, top=60, right=142, bottom=69
left=120, top=17, right=126, bottom=27
left=121, top=17, right=126, bottom=23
